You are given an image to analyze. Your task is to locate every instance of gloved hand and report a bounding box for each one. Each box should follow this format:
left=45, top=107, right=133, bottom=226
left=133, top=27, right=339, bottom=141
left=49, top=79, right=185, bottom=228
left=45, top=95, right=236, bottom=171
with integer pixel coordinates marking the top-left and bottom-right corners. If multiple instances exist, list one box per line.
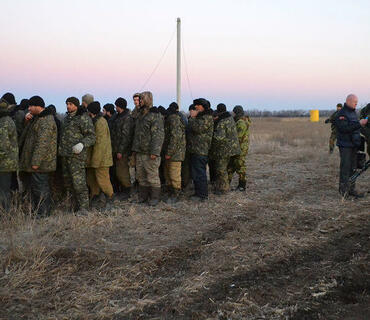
left=72, top=143, right=84, bottom=154
left=324, top=119, right=330, bottom=124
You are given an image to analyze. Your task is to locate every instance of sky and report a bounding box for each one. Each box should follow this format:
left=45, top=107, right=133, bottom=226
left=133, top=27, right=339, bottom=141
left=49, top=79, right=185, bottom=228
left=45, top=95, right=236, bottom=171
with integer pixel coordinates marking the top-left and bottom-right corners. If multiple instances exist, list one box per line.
left=1, top=0, right=370, bottom=111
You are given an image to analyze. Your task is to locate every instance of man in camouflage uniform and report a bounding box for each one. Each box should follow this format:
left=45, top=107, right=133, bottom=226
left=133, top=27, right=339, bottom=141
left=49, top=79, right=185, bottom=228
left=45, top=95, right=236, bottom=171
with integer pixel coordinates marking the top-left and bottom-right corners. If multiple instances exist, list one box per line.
left=132, top=91, right=164, bottom=206
left=210, top=104, right=240, bottom=194
left=360, top=103, right=370, bottom=157
left=111, top=97, right=134, bottom=200
left=187, top=98, right=214, bottom=201
left=59, top=97, right=96, bottom=213
left=19, top=96, right=57, bottom=216
left=325, top=103, right=342, bottom=154
left=228, top=105, right=251, bottom=191
left=163, top=102, right=186, bottom=203
left=131, top=93, right=141, bottom=120
left=0, top=99, right=18, bottom=211
left=81, top=94, right=94, bottom=110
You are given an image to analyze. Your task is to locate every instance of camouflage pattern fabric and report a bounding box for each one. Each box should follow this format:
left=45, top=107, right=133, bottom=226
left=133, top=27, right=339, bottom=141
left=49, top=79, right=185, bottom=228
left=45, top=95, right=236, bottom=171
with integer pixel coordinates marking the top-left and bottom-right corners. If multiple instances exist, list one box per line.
left=215, top=157, right=231, bottom=192
left=132, top=107, right=164, bottom=156
left=111, top=109, right=134, bottom=156
left=62, top=156, right=89, bottom=210
left=0, top=110, right=18, bottom=172
left=162, top=112, right=186, bottom=161
left=187, top=110, right=214, bottom=156
left=209, top=112, right=240, bottom=160
left=19, top=108, right=57, bottom=172
left=58, top=107, right=96, bottom=158
left=235, top=115, right=251, bottom=156
left=228, top=154, right=247, bottom=184
left=328, top=111, right=338, bottom=152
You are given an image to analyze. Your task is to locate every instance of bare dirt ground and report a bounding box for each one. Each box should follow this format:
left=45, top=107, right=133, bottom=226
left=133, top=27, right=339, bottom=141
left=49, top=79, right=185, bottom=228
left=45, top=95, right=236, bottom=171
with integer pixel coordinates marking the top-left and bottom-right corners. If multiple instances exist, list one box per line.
left=0, top=118, right=369, bottom=320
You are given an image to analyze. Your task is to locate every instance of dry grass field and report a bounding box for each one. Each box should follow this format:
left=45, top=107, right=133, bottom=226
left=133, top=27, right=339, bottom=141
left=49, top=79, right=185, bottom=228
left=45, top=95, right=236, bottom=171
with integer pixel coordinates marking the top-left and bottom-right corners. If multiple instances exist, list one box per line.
left=0, top=118, right=369, bottom=320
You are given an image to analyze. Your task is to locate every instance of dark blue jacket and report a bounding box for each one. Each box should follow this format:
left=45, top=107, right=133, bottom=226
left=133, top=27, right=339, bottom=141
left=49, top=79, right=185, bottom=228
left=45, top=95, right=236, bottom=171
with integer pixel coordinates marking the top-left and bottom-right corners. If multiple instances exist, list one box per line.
left=335, top=104, right=361, bottom=148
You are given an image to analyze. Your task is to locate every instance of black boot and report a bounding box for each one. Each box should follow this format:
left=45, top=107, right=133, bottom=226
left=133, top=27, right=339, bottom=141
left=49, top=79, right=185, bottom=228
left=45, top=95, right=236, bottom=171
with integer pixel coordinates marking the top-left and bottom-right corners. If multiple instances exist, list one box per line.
left=349, top=184, right=364, bottom=199
left=136, top=186, right=149, bottom=204
left=117, top=187, right=131, bottom=201
left=166, top=187, right=180, bottom=204
left=237, top=180, right=246, bottom=191
left=148, top=187, right=161, bottom=206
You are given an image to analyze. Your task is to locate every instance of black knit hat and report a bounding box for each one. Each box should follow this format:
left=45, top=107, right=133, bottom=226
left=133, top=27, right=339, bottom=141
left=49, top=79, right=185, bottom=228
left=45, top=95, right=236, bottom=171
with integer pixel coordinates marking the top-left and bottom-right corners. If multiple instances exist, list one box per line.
left=193, top=98, right=209, bottom=110
left=158, top=105, right=167, bottom=116
left=66, top=97, right=80, bottom=107
left=103, top=103, right=115, bottom=114
left=29, top=95, right=45, bottom=108
left=216, top=103, right=226, bottom=113
left=233, top=105, right=244, bottom=116
left=1, top=92, right=16, bottom=105
left=115, top=97, right=127, bottom=109
left=168, top=102, right=179, bottom=113
left=19, top=99, right=29, bottom=110
left=87, top=101, right=101, bottom=115
left=188, top=103, right=196, bottom=111
left=336, top=103, right=343, bottom=108
left=47, top=104, right=57, bottom=115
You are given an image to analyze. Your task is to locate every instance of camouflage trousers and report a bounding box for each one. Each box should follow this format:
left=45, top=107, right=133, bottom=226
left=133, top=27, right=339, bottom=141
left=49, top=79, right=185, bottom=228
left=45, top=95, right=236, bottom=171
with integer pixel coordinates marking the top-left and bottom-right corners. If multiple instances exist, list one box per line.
left=329, top=131, right=337, bottom=152
left=228, top=154, right=247, bottom=184
left=61, top=157, right=89, bottom=210
left=136, top=153, right=161, bottom=188
left=214, top=157, right=231, bottom=192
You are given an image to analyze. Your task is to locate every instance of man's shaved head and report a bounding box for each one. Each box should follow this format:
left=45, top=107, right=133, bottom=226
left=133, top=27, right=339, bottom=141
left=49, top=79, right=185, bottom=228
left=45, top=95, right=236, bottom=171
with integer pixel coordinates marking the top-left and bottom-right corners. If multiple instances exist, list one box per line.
left=346, top=94, right=358, bottom=109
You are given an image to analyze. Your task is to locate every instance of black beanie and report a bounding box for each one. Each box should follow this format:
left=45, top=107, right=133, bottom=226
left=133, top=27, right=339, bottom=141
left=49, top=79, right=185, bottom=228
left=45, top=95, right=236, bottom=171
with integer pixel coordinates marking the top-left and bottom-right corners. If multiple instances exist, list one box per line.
left=193, top=98, right=209, bottom=110
left=47, top=104, right=57, bottom=115
left=115, top=97, right=127, bottom=109
left=87, top=101, right=101, bottom=115
left=19, top=99, right=29, bottom=110
left=29, top=95, right=45, bottom=108
left=216, top=103, right=226, bottom=113
left=233, top=105, right=244, bottom=116
left=2, top=92, right=16, bottom=105
left=168, top=102, right=179, bottom=112
left=188, top=103, right=196, bottom=111
left=66, top=97, right=80, bottom=107
left=103, top=103, right=115, bottom=114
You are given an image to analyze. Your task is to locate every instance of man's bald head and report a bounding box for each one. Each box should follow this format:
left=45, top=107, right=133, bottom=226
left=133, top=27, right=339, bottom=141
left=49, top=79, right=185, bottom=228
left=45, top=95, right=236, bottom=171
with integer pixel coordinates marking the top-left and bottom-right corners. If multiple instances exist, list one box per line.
left=346, top=94, right=358, bottom=109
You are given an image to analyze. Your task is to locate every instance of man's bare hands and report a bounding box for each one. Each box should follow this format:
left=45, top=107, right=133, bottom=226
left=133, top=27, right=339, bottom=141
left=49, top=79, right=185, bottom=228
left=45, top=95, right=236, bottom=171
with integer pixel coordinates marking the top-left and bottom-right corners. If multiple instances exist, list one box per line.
left=360, top=118, right=368, bottom=127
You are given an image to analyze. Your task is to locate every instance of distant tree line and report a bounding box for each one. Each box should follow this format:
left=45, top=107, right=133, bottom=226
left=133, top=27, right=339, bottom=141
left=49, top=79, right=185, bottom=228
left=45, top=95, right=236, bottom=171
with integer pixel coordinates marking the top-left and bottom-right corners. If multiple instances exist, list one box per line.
left=245, top=109, right=336, bottom=118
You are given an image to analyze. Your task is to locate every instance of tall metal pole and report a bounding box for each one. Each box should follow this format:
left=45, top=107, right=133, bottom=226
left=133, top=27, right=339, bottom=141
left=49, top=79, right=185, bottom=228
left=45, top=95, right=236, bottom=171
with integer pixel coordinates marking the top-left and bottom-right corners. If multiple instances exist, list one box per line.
left=177, top=18, right=181, bottom=110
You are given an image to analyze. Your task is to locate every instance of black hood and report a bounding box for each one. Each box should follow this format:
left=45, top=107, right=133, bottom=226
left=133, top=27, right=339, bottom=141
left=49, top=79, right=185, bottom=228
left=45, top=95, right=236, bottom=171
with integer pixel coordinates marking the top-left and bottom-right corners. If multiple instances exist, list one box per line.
left=214, top=111, right=231, bottom=128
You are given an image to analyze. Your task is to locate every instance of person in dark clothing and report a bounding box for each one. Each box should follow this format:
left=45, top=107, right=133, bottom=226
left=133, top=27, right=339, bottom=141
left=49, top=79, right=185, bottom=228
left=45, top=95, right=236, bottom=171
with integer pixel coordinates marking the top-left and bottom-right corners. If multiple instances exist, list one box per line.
left=335, top=94, right=368, bottom=198
left=103, top=103, right=116, bottom=131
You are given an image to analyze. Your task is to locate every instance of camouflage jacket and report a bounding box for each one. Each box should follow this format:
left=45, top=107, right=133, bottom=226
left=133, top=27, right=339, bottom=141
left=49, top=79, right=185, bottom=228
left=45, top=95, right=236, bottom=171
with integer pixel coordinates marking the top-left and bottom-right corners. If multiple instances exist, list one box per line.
left=329, top=111, right=339, bottom=132
left=234, top=115, right=251, bottom=156
left=9, top=106, right=26, bottom=140
left=132, top=107, right=164, bottom=156
left=187, top=110, right=214, bottom=156
left=210, top=112, right=240, bottom=160
left=86, top=115, right=113, bottom=168
left=59, top=107, right=96, bottom=160
left=19, top=108, right=57, bottom=172
left=111, top=109, right=134, bottom=156
left=162, top=111, right=186, bottom=161
left=360, top=103, right=370, bottom=139
left=0, top=111, right=18, bottom=172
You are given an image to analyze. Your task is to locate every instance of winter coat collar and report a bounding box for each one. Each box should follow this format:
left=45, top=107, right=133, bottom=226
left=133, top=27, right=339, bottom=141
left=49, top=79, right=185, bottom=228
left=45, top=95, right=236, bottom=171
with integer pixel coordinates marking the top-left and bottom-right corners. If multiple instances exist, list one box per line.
left=0, top=110, right=10, bottom=118
left=214, top=111, right=231, bottom=127
left=116, top=108, right=130, bottom=119
left=38, top=107, right=54, bottom=118
left=343, top=103, right=356, bottom=113
left=196, top=108, right=213, bottom=118
left=92, top=113, right=103, bottom=124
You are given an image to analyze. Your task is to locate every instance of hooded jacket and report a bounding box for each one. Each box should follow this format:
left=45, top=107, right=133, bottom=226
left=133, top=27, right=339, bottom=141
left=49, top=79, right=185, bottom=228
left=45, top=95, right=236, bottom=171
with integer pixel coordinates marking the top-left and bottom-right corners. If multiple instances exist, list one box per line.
left=234, top=114, right=251, bottom=156
left=111, top=108, right=134, bottom=156
left=210, top=112, right=240, bottom=160
left=86, top=115, right=113, bottom=168
left=162, top=110, right=186, bottom=161
left=19, top=107, right=57, bottom=172
left=59, top=107, right=96, bottom=159
left=0, top=109, right=18, bottom=172
left=132, top=92, right=164, bottom=156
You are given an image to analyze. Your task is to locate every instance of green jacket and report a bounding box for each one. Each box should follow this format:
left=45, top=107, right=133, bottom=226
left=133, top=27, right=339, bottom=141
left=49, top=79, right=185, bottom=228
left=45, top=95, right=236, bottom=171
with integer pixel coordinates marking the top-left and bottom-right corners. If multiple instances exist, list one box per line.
left=0, top=111, right=18, bottom=172
left=329, top=111, right=339, bottom=132
left=210, top=112, right=240, bottom=160
left=86, top=115, right=113, bottom=168
left=132, top=107, right=164, bottom=156
left=19, top=108, right=57, bottom=172
left=163, top=111, right=186, bottom=161
left=187, top=110, right=214, bottom=156
left=111, top=109, right=134, bottom=156
left=234, top=115, right=251, bottom=156
left=360, top=104, right=370, bottom=139
left=59, top=107, right=96, bottom=161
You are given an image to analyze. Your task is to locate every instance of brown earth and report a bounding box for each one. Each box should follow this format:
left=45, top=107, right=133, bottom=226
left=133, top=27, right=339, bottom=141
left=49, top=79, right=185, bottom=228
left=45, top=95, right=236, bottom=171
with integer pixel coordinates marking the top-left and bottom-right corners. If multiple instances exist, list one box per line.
left=0, top=118, right=369, bottom=320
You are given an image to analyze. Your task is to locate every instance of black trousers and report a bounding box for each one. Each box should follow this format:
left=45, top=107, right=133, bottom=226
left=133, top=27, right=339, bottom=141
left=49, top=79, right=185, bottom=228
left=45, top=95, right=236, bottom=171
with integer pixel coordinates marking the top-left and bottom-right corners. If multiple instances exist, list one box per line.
left=0, top=172, right=12, bottom=211
left=190, top=154, right=209, bottom=199
left=23, top=172, right=52, bottom=215
left=339, top=147, right=357, bottom=193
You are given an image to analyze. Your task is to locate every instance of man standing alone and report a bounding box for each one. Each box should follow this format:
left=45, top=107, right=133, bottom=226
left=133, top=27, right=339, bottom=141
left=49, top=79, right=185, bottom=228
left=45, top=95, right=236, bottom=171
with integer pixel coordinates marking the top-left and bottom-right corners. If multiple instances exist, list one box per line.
left=335, top=94, right=368, bottom=198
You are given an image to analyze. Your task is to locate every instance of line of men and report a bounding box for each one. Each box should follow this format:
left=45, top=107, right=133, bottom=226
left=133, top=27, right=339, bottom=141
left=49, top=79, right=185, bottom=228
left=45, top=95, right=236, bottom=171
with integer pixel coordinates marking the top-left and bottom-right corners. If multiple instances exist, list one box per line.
left=0, top=91, right=251, bottom=215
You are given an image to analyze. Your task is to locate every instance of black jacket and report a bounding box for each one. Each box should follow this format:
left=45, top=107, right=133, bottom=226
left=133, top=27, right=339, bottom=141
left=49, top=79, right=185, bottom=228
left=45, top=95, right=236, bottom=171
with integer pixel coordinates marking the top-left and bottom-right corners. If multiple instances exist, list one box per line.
left=335, top=104, right=361, bottom=148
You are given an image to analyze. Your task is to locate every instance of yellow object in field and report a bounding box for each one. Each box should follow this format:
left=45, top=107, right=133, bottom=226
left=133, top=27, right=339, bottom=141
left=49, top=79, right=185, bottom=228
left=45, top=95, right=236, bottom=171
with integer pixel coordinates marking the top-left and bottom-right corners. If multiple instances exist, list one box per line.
left=310, top=110, right=319, bottom=122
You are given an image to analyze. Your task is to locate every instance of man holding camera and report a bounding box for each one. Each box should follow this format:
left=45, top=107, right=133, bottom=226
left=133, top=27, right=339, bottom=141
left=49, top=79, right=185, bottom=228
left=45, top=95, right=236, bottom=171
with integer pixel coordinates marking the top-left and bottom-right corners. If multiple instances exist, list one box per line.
left=335, top=94, right=368, bottom=198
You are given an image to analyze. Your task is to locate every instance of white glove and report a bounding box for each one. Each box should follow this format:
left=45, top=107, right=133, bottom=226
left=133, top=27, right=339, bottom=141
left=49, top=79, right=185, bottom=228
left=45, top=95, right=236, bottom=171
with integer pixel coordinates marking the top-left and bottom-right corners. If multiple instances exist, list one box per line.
left=72, top=143, right=84, bottom=154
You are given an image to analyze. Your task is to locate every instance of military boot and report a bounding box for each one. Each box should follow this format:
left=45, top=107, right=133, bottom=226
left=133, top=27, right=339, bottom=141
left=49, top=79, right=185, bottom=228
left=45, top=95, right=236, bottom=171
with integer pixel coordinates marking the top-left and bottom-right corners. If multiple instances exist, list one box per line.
left=166, top=187, right=180, bottom=205
left=237, top=180, right=246, bottom=191
left=136, top=186, right=150, bottom=204
left=349, top=185, right=364, bottom=199
left=92, top=193, right=106, bottom=209
left=117, top=187, right=131, bottom=201
left=104, top=195, right=115, bottom=211
left=148, top=187, right=161, bottom=206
